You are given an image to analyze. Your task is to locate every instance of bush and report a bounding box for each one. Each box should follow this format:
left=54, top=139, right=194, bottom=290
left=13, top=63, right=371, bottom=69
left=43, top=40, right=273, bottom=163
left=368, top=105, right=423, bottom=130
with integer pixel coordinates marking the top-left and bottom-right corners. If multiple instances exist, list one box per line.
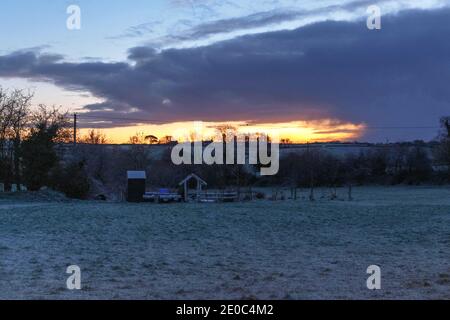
left=51, top=161, right=90, bottom=199
left=21, top=131, right=58, bottom=191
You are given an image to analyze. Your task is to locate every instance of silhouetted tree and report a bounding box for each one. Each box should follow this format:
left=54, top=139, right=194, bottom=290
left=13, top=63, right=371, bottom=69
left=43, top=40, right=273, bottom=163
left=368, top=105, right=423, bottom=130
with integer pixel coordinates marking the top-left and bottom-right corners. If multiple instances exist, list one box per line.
left=145, top=135, right=159, bottom=145
left=405, top=146, right=432, bottom=184
left=80, top=129, right=108, bottom=144
left=21, top=106, right=69, bottom=190
left=0, top=88, right=32, bottom=186
left=436, top=116, right=450, bottom=180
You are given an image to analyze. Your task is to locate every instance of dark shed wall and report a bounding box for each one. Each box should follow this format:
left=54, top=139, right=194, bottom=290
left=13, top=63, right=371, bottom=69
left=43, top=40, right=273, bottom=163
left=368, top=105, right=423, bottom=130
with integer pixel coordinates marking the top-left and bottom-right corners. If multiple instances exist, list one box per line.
left=127, top=179, right=146, bottom=202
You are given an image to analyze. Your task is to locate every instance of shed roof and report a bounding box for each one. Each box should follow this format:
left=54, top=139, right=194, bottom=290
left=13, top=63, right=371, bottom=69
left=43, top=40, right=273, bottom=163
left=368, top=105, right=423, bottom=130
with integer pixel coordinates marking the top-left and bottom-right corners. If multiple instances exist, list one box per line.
left=127, top=171, right=146, bottom=179
left=178, top=173, right=207, bottom=186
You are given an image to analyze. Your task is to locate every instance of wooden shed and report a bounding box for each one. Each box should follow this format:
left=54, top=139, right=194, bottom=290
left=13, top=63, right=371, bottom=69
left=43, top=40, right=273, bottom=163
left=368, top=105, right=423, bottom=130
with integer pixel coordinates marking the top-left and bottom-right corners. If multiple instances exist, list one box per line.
left=179, top=173, right=207, bottom=202
left=127, top=171, right=146, bottom=202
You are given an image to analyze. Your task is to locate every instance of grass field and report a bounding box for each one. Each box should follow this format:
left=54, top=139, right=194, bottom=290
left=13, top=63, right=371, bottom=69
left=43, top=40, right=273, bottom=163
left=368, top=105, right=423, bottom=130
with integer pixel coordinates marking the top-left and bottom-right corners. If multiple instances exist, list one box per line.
left=0, top=186, right=449, bottom=299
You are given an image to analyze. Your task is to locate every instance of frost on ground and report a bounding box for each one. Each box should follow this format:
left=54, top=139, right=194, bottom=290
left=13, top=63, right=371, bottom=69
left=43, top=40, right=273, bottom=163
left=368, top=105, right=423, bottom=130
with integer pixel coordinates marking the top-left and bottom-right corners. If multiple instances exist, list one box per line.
left=0, top=186, right=449, bottom=300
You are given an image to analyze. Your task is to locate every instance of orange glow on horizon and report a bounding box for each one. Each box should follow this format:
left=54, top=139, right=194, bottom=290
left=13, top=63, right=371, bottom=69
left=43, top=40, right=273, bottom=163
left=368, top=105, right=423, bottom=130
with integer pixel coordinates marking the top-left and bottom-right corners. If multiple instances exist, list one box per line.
left=77, top=120, right=366, bottom=144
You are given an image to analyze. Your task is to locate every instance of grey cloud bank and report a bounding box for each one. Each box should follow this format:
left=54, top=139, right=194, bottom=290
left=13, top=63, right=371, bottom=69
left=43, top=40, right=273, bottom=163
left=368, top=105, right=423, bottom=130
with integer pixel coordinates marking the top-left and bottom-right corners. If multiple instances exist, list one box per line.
left=0, top=8, right=449, bottom=141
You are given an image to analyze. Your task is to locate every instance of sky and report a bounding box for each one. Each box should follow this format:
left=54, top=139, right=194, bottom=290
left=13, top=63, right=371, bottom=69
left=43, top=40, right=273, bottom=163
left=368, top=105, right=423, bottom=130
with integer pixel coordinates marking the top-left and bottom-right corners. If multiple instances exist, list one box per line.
left=0, top=0, right=449, bottom=143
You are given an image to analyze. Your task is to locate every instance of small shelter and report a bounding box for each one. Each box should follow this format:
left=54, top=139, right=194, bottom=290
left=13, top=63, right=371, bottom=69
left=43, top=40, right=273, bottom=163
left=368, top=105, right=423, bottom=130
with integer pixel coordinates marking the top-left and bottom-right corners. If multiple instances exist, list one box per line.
left=127, top=171, right=146, bottom=202
left=179, top=173, right=207, bottom=202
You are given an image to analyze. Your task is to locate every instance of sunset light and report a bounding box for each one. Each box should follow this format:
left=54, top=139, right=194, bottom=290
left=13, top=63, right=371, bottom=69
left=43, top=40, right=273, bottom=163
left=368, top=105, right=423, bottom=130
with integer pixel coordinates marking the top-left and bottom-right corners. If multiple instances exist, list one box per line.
left=77, top=119, right=366, bottom=144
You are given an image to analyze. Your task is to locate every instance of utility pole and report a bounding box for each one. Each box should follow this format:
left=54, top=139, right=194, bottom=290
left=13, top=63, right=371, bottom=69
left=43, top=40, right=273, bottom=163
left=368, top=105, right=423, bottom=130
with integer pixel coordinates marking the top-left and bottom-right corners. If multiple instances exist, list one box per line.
left=73, top=113, right=77, bottom=146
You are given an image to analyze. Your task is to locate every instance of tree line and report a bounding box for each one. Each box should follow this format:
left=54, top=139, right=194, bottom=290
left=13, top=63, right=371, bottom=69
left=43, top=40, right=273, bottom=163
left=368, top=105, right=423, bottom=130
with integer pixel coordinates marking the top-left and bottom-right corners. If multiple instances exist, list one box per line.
left=1, top=88, right=450, bottom=200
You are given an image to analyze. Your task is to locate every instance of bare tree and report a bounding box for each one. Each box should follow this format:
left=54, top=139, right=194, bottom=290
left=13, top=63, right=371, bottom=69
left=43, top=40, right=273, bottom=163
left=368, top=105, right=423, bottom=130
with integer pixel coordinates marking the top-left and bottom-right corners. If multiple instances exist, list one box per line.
left=436, top=117, right=450, bottom=179
left=306, top=144, right=316, bottom=201
left=11, top=91, right=32, bottom=185
left=213, top=124, right=237, bottom=142
left=0, top=88, right=33, bottom=186
left=80, top=129, right=108, bottom=144
left=129, top=132, right=147, bottom=145
left=75, top=130, right=109, bottom=185
left=159, top=135, right=173, bottom=144
left=127, top=132, right=150, bottom=170
left=30, top=105, right=71, bottom=142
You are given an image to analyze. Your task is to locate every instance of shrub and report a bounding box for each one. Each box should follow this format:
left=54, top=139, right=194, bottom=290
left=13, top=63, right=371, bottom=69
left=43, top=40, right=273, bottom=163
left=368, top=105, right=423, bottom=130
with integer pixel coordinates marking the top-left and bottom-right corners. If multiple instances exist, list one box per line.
left=51, top=161, right=90, bottom=199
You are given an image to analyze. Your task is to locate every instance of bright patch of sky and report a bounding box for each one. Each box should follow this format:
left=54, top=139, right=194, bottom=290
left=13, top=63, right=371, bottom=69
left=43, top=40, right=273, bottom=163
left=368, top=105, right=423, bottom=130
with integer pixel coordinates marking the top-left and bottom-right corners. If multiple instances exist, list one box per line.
left=1, top=0, right=448, bottom=61
left=0, top=78, right=104, bottom=111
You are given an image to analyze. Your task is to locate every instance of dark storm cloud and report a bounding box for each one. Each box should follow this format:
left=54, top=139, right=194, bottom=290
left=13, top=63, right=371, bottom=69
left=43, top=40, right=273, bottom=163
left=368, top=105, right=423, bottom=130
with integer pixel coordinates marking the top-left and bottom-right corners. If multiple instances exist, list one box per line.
left=0, top=8, right=450, bottom=140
